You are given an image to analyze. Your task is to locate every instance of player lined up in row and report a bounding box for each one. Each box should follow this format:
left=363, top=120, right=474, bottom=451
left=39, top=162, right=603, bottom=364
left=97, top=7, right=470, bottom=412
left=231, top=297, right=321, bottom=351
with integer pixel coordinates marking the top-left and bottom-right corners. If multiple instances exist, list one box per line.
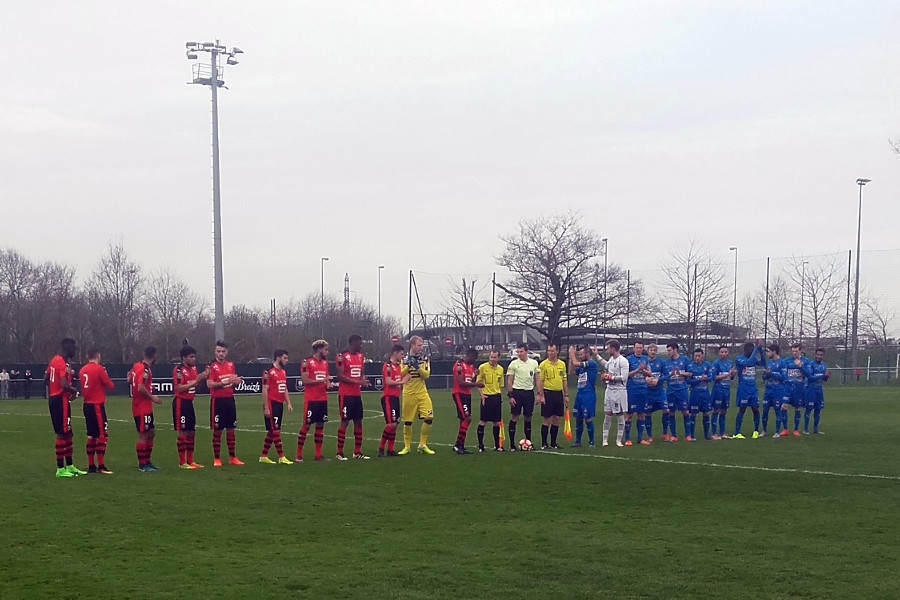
left=41, top=334, right=829, bottom=478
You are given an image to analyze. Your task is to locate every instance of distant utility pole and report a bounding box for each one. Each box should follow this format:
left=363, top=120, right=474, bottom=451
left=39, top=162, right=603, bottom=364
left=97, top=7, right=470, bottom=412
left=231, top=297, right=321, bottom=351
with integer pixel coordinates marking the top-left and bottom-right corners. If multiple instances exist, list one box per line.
left=185, top=39, right=243, bottom=342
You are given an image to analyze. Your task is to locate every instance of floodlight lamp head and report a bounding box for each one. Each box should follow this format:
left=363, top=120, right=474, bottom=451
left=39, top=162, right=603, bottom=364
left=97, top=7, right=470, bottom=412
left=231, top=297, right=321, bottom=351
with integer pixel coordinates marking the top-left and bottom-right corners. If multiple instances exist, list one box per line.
left=729, top=246, right=737, bottom=251
left=202, top=42, right=214, bottom=48
left=231, top=47, right=244, bottom=54
left=226, top=56, right=238, bottom=65
left=856, top=178, right=871, bottom=186
left=186, top=52, right=198, bottom=60
left=185, top=41, right=198, bottom=48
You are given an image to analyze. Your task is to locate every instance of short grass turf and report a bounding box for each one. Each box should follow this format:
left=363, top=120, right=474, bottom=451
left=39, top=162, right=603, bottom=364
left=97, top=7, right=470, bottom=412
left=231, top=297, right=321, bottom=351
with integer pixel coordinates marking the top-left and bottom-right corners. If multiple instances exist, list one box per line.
left=0, top=386, right=897, bottom=600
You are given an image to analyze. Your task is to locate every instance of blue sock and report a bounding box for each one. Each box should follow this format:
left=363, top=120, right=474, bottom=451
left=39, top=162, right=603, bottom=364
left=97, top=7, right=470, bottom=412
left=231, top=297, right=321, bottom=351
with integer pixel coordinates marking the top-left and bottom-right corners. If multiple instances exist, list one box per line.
left=814, top=408, right=821, bottom=431
left=670, top=413, right=678, bottom=438
left=636, top=418, right=644, bottom=442
left=711, top=412, right=718, bottom=435
left=719, top=413, right=726, bottom=435
left=586, top=420, right=595, bottom=444
left=624, top=419, right=632, bottom=441
left=690, top=415, right=697, bottom=438
left=662, top=412, right=669, bottom=436
left=753, top=411, right=760, bottom=432
left=575, top=418, right=584, bottom=443
left=762, top=409, right=769, bottom=432
left=702, top=414, right=710, bottom=438
left=804, top=409, right=811, bottom=431
left=645, top=415, right=653, bottom=438
left=780, top=409, right=788, bottom=431
left=683, top=414, right=690, bottom=438
left=735, top=411, right=744, bottom=435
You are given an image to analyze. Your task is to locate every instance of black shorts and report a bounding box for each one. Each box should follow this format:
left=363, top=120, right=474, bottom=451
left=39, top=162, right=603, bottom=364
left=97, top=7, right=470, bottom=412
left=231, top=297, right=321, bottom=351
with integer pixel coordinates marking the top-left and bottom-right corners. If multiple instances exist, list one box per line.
left=381, top=395, right=400, bottom=424
left=510, top=389, right=535, bottom=417
left=48, top=395, right=72, bottom=435
left=480, top=393, right=502, bottom=423
left=265, top=400, right=285, bottom=431
left=83, top=403, right=108, bottom=439
left=211, top=396, right=237, bottom=430
left=339, top=395, right=364, bottom=421
left=304, top=400, right=328, bottom=425
left=453, top=392, right=472, bottom=420
left=134, top=413, right=155, bottom=433
left=173, top=397, right=196, bottom=432
left=541, top=389, right=565, bottom=418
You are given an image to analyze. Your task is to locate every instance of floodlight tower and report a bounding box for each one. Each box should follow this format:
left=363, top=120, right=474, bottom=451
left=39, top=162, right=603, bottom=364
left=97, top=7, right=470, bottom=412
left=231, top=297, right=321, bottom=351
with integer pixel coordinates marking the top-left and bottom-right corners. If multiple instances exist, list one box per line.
left=851, top=178, right=871, bottom=371
left=185, top=40, right=243, bottom=342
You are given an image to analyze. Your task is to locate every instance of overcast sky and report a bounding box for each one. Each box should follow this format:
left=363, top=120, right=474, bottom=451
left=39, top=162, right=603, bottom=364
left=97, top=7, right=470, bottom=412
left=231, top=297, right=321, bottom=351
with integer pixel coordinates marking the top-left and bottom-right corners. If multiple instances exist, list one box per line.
left=2, top=1, right=898, bottom=324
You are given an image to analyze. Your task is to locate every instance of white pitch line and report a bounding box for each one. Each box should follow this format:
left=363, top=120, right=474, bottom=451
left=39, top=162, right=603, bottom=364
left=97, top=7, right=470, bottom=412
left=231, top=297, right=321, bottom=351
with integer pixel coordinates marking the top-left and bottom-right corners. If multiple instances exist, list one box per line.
left=4, top=411, right=897, bottom=481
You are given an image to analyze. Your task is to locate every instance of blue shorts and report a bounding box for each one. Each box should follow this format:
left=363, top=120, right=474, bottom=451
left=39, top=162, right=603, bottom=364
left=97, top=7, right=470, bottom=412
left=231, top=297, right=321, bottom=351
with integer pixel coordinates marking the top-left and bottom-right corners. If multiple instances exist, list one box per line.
left=689, top=388, right=711, bottom=414
left=627, top=387, right=648, bottom=414
left=646, top=389, right=664, bottom=412
left=805, top=386, right=824, bottom=410
left=763, top=385, right=786, bottom=411
left=573, top=395, right=597, bottom=419
left=787, top=384, right=805, bottom=408
left=736, top=385, right=759, bottom=408
left=711, top=386, right=730, bottom=411
left=667, top=388, right=689, bottom=413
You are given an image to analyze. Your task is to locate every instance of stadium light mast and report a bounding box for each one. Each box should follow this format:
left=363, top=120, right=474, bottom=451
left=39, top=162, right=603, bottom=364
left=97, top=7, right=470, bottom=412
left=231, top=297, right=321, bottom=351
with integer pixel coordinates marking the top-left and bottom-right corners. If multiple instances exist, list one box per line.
left=601, top=238, right=609, bottom=343
left=185, top=39, right=243, bottom=342
left=851, top=178, right=871, bottom=371
left=378, top=265, right=385, bottom=320
left=729, top=247, right=738, bottom=341
left=800, top=260, right=808, bottom=346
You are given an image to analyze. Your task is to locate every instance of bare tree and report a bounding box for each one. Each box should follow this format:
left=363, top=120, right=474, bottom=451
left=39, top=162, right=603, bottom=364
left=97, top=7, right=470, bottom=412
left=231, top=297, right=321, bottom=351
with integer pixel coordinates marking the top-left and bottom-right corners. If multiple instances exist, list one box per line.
left=758, top=275, right=794, bottom=346
left=787, top=255, right=846, bottom=348
left=661, top=240, right=729, bottom=345
left=861, top=294, right=897, bottom=367
left=495, top=212, right=631, bottom=344
left=736, top=292, right=761, bottom=340
left=86, top=242, right=143, bottom=362
left=147, top=267, right=202, bottom=360
left=442, top=277, right=489, bottom=346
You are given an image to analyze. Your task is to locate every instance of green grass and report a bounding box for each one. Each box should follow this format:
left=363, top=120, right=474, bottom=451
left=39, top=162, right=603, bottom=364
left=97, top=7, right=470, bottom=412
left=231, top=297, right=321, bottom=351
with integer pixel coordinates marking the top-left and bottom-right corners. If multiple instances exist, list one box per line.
left=1, top=387, right=898, bottom=599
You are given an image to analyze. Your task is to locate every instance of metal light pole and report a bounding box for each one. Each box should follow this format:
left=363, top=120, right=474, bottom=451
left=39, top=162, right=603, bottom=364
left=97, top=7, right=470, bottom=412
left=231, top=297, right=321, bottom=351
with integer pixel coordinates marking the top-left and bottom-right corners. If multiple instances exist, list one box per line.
left=185, top=40, right=242, bottom=342
left=800, top=260, right=808, bottom=346
left=377, top=265, right=384, bottom=320
left=729, top=246, right=738, bottom=340
left=851, top=178, right=871, bottom=371
left=320, top=257, right=329, bottom=314
left=601, top=238, right=609, bottom=342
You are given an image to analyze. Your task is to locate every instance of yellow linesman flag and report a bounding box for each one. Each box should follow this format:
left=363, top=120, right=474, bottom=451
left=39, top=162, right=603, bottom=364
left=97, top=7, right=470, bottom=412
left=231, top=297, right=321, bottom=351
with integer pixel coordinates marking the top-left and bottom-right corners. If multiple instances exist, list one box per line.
left=564, top=408, right=573, bottom=440
left=499, top=420, right=505, bottom=447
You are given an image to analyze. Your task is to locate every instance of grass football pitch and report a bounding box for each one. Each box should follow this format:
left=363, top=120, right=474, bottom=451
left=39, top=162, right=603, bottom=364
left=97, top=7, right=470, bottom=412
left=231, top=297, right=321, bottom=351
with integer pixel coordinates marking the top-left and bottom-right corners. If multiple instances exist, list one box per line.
left=1, top=386, right=897, bottom=599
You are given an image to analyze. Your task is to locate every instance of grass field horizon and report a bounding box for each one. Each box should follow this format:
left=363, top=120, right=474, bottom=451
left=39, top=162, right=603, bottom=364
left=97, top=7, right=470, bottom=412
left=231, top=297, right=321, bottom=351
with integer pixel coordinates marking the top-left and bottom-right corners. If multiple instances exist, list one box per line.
left=1, top=386, right=897, bottom=599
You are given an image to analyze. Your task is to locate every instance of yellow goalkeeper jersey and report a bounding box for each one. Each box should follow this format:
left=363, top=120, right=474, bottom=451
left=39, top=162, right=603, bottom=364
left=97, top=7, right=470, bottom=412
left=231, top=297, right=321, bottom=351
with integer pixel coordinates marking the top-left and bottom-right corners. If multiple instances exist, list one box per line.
left=401, top=354, right=430, bottom=395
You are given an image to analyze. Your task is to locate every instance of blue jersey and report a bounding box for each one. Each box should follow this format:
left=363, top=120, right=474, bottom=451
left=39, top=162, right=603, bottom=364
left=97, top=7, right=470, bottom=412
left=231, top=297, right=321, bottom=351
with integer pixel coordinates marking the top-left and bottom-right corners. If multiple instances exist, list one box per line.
left=762, top=358, right=785, bottom=387
left=803, top=359, right=828, bottom=388
left=664, top=355, right=691, bottom=392
left=574, top=359, right=598, bottom=401
left=783, top=356, right=809, bottom=387
left=686, top=360, right=712, bottom=390
left=626, top=353, right=649, bottom=389
left=710, top=358, right=733, bottom=392
left=735, top=345, right=764, bottom=389
left=646, top=357, right=666, bottom=394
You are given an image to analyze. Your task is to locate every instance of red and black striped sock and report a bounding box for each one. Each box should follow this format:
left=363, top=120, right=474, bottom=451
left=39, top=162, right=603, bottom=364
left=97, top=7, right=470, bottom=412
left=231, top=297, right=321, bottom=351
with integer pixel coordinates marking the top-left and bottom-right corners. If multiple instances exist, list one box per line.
left=147, top=439, right=154, bottom=461
left=96, top=437, right=107, bottom=467
left=456, top=421, right=470, bottom=447
left=55, top=437, right=66, bottom=468
left=387, top=428, right=396, bottom=452
left=379, top=426, right=388, bottom=450
left=86, top=438, right=96, bottom=467
left=336, top=424, right=347, bottom=455
left=177, top=434, right=187, bottom=465
left=296, top=424, right=309, bottom=458
left=354, top=424, right=363, bottom=455
left=226, top=430, right=235, bottom=457
left=212, top=430, right=222, bottom=459
left=64, top=432, right=74, bottom=466
left=136, top=441, right=148, bottom=466
left=273, top=432, right=283, bottom=458
left=313, top=425, right=324, bottom=459
left=261, top=432, right=272, bottom=457
left=186, top=435, right=194, bottom=464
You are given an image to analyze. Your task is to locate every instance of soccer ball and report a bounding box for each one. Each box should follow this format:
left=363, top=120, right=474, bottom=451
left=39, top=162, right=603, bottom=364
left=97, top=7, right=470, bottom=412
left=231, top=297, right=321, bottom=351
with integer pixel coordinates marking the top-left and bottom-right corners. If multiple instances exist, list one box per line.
left=518, top=438, right=533, bottom=452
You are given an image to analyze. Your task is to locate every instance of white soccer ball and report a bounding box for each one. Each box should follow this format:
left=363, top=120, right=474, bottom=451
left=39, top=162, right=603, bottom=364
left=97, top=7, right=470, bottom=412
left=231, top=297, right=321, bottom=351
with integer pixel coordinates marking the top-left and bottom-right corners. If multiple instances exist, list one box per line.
left=518, top=438, right=533, bottom=451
